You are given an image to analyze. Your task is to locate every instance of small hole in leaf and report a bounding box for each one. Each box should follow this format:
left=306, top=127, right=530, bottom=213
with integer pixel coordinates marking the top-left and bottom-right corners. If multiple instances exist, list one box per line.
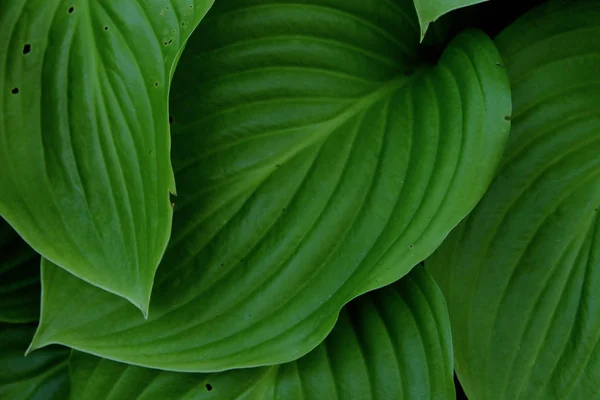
left=206, top=384, right=212, bottom=391
left=154, top=81, right=159, bottom=88
left=169, top=116, right=174, bottom=124
left=504, top=115, right=512, bottom=121
left=189, top=4, right=193, bottom=8
left=104, top=26, right=109, bottom=31
left=23, top=44, right=31, bottom=54
left=11, top=88, right=19, bottom=94
left=68, top=6, right=74, bottom=13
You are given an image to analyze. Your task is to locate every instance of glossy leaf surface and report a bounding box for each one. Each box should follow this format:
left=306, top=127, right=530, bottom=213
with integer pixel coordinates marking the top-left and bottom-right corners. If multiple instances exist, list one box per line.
left=0, top=324, right=69, bottom=400
left=427, top=1, right=600, bottom=399
left=30, top=0, right=510, bottom=372
left=0, top=219, right=40, bottom=323
left=0, top=0, right=214, bottom=313
left=69, top=267, right=455, bottom=400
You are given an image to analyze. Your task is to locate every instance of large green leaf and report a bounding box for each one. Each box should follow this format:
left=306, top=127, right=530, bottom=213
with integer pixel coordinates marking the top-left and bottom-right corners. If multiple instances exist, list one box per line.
left=0, top=324, right=69, bottom=400
left=0, top=219, right=40, bottom=323
left=29, top=0, right=510, bottom=372
left=427, top=1, right=600, bottom=399
left=0, top=0, right=214, bottom=314
left=412, top=0, right=488, bottom=40
left=69, top=266, right=455, bottom=400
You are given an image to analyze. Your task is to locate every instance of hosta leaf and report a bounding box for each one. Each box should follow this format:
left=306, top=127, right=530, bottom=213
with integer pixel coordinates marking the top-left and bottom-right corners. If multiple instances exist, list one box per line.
left=412, top=0, right=488, bottom=40
left=69, top=266, right=455, bottom=400
left=427, top=1, right=600, bottom=399
left=0, top=0, right=214, bottom=314
left=0, top=324, right=69, bottom=400
left=29, top=0, right=510, bottom=372
left=0, top=219, right=40, bottom=323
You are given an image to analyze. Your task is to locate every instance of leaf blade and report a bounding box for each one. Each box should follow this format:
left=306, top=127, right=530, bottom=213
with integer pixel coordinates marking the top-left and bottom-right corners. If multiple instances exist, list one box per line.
left=0, top=0, right=214, bottom=313
left=30, top=0, right=510, bottom=372
left=68, top=266, right=455, bottom=400
left=412, top=0, right=488, bottom=41
left=427, top=1, right=600, bottom=399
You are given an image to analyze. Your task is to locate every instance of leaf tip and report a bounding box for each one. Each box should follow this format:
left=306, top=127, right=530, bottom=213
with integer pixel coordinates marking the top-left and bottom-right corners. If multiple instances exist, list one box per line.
left=26, top=327, right=50, bottom=356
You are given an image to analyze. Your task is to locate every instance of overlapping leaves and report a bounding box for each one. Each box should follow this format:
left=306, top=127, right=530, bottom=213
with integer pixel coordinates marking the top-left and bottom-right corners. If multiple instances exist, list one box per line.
left=0, top=324, right=69, bottom=400
left=427, top=1, right=600, bottom=399
left=28, top=0, right=510, bottom=372
left=0, top=219, right=40, bottom=323
left=412, top=0, right=488, bottom=40
left=0, top=0, right=214, bottom=314
left=68, top=267, right=455, bottom=400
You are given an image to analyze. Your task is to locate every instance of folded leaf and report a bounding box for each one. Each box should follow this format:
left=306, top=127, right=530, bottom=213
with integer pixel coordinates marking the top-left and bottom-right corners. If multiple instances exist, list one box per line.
left=69, top=266, right=455, bottom=400
left=413, top=0, right=488, bottom=40
left=0, top=0, right=214, bottom=314
left=30, top=0, right=510, bottom=372
left=0, top=219, right=40, bottom=323
left=0, top=324, right=69, bottom=400
left=427, top=1, right=600, bottom=399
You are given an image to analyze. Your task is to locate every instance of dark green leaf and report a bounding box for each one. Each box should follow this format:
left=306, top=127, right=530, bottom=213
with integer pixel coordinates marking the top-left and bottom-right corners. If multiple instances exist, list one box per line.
left=0, top=324, right=69, bottom=400
left=69, top=266, right=455, bottom=399
left=427, top=1, right=600, bottom=398
left=0, top=219, right=40, bottom=323
left=30, top=0, right=510, bottom=372
left=413, top=0, right=488, bottom=40
left=0, top=0, right=214, bottom=314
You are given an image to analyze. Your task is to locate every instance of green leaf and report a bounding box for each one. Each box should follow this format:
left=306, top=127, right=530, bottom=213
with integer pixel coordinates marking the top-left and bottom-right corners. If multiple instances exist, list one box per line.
left=0, top=219, right=40, bottom=323
left=69, top=266, right=455, bottom=400
left=427, top=1, right=600, bottom=399
left=412, top=0, right=488, bottom=41
left=0, top=324, right=69, bottom=400
left=30, top=0, right=510, bottom=372
left=0, top=0, right=214, bottom=314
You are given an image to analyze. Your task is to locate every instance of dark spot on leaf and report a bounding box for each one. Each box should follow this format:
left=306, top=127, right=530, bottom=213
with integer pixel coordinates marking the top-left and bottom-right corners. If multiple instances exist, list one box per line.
left=154, top=81, right=159, bottom=88
left=205, top=384, right=212, bottom=391
left=409, top=244, right=414, bottom=249
left=169, top=116, right=174, bottom=124
left=104, top=26, right=109, bottom=31
left=189, top=4, right=193, bottom=8
left=23, top=44, right=31, bottom=54
left=168, top=39, right=173, bottom=45
left=504, top=115, right=512, bottom=121
left=11, top=88, right=19, bottom=94
left=149, top=150, right=153, bottom=154
left=220, top=263, right=224, bottom=267
left=275, top=164, right=281, bottom=168
left=68, top=6, right=74, bottom=13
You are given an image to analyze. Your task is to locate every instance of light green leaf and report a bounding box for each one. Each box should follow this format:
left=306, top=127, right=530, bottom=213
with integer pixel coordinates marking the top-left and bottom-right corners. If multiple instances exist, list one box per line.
left=412, top=0, right=488, bottom=41
left=69, top=266, right=455, bottom=400
left=0, top=324, right=69, bottom=400
left=29, top=0, right=510, bottom=372
left=0, top=0, right=214, bottom=314
left=427, top=1, right=600, bottom=399
left=0, top=218, right=40, bottom=323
